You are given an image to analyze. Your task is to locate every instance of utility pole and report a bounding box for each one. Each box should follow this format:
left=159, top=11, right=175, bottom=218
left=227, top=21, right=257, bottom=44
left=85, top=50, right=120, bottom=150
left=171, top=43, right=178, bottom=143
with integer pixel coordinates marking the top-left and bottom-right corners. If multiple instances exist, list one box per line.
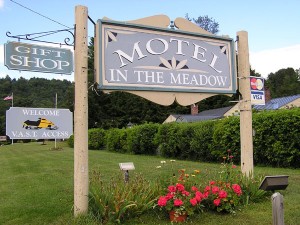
left=237, top=31, right=254, bottom=177
left=74, top=5, right=89, bottom=216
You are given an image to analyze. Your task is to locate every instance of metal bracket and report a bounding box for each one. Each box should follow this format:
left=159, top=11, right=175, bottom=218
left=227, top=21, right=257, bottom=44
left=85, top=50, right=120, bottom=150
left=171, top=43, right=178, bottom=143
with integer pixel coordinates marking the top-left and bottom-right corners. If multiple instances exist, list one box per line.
left=6, top=27, right=75, bottom=47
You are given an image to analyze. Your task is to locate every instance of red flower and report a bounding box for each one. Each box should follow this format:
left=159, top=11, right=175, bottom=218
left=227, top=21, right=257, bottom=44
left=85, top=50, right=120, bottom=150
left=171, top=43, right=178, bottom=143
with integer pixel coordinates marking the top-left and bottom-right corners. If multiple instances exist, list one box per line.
left=191, top=186, right=198, bottom=192
left=203, top=191, right=209, bottom=198
left=195, top=191, right=203, bottom=202
left=204, top=186, right=211, bottom=192
left=232, top=184, right=242, bottom=196
left=182, top=190, right=190, bottom=196
left=168, top=185, right=176, bottom=193
left=176, top=183, right=185, bottom=192
left=190, top=198, right=198, bottom=206
left=218, top=190, right=228, bottom=199
left=213, top=198, right=221, bottom=206
left=165, top=193, right=174, bottom=200
left=212, top=186, right=219, bottom=194
left=232, top=165, right=237, bottom=169
left=174, top=199, right=183, bottom=207
left=209, top=181, right=216, bottom=185
left=158, top=196, right=167, bottom=207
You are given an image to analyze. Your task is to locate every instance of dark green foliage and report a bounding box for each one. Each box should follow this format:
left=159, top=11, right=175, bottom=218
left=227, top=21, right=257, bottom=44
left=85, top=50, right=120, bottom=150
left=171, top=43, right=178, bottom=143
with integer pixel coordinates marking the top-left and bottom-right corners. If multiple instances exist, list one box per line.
left=154, top=123, right=181, bottom=158
left=266, top=68, right=300, bottom=98
left=212, top=117, right=241, bottom=163
left=253, top=109, right=300, bottom=168
left=67, top=135, right=74, bottom=148
left=88, top=128, right=106, bottom=150
left=102, top=108, right=300, bottom=168
left=106, top=128, right=128, bottom=153
left=127, top=123, right=159, bottom=155
left=190, top=121, right=218, bottom=162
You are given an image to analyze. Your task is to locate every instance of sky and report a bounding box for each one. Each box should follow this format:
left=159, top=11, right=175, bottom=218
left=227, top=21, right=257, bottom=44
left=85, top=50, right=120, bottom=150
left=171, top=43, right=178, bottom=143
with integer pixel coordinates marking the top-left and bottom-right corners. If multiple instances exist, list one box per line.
left=0, top=0, right=300, bottom=82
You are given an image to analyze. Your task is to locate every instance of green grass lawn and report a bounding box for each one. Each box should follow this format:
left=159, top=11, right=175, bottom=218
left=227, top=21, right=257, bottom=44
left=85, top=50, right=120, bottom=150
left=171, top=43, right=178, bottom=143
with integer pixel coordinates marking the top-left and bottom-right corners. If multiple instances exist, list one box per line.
left=0, top=142, right=299, bottom=224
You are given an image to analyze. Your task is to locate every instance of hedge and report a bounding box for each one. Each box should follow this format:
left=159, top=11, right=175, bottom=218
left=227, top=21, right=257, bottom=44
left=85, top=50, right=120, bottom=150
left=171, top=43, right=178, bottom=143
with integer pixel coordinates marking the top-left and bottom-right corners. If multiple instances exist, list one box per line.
left=253, top=109, right=300, bottom=167
left=67, top=108, right=300, bottom=168
left=67, top=128, right=106, bottom=150
left=127, top=123, right=159, bottom=155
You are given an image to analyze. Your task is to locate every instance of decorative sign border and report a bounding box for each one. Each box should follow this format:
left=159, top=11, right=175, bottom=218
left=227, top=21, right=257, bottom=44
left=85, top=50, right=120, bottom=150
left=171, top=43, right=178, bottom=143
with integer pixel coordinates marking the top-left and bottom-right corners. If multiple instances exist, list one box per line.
left=96, top=19, right=236, bottom=94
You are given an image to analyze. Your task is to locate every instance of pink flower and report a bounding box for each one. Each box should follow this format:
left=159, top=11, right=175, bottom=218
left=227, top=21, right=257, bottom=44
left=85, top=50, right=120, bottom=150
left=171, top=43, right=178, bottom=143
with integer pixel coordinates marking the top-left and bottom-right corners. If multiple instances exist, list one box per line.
left=232, top=165, right=237, bottom=169
left=213, top=198, right=221, bottom=206
left=174, top=199, right=183, bottom=207
left=182, top=190, right=190, bottom=196
left=204, top=186, right=211, bottom=192
left=229, top=155, right=234, bottom=159
left=165, top=193, right=174, bottom=200
left=190, top=198, right=198, bottom=206
left=191, top=186, right=198, bottom=192
left=203, top=191, right=209, bottom=198
left=168, top=185, right=176, bottom=193
left=212, top=186, right=219, bottom=194
left=195, top=191, right=203, bottom=202
left=196, top=191, right=203, bottom=198
left=232, top=184, right=242, bottom=196
left=209, top=181, right=216, bottom=185
left=176, top=183, right=185, bottom=192
left=218, top=190, right=228, bottom=199
left=158, top=196, right=167, bottom=207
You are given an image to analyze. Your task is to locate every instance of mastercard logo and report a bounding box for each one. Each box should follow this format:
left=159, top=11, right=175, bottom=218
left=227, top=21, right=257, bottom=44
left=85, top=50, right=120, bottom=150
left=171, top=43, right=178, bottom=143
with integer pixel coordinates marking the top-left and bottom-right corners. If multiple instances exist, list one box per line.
left=250, top=78, right=264, bottom=90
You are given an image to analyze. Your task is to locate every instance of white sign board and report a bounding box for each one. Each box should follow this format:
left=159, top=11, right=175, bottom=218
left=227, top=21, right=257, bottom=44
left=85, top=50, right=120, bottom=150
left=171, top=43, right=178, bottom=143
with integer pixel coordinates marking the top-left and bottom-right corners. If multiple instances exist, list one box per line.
left=119, top=162, right=135, bottom=171
left=96, top=20, right=237, bottom=94
left=6, top=107, right=73, bottom=139
left=250, top=77, right=265, bottom=105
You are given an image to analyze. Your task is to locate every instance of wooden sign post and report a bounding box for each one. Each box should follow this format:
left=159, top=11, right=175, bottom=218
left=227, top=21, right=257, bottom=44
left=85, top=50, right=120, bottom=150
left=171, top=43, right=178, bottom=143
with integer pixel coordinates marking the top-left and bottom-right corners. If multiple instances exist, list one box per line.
left=237, top=31, right=254, bottom=177
left=74, top=5, right=89, bottom=216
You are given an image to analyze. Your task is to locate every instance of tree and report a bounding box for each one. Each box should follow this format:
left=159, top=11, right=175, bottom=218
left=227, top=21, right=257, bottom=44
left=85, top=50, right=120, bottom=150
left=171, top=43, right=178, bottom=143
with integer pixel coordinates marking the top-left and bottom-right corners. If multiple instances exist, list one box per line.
left=266, top=67, right=300, bottom=98
left=185, top=14, right=219, bottom=34
left=250, top=68, right=261, bottom=77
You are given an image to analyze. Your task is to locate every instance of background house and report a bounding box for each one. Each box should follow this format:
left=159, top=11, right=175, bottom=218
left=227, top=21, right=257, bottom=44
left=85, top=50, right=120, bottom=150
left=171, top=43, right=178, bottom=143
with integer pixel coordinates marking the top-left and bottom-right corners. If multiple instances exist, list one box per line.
left=163, top=94, right=300, bottom=123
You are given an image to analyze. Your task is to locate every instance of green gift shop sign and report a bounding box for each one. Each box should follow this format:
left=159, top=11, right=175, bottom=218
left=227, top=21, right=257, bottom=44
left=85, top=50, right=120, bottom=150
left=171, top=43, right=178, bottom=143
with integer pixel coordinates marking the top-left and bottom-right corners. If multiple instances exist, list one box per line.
left=4, top=41, right=73, bottom=75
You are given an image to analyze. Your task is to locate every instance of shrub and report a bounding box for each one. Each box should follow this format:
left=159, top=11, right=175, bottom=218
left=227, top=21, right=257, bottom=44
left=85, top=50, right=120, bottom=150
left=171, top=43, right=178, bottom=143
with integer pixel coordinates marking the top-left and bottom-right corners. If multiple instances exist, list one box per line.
left=190, top=120, right=218, bottom=162
left=154, top=123, right=182, bottom=158
left=106, top=128, right=128, bottom=153
left=253, top=108, right=300, bottom=168
left=88, top=128, right=106, bottom=150
left=212, top=117, right=240, bottom=164
left=127, top=123, right=159, bottom=155
left=67, top=135, right=74, bottom=148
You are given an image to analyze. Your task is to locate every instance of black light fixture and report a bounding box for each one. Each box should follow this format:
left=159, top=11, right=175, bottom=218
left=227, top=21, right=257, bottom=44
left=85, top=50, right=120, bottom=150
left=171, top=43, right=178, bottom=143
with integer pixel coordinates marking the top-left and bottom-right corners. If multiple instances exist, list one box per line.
left=259, top=175, right=289, bottom=192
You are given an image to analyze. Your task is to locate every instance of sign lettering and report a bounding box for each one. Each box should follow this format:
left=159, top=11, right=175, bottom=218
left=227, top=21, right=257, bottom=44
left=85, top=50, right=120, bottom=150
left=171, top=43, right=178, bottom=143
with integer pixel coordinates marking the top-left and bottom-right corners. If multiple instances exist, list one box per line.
left=4, top=42, right=73, bottom=75
left=96, top=20, right=236, bottom=94
left=6, top=107, right=73, bottom=139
